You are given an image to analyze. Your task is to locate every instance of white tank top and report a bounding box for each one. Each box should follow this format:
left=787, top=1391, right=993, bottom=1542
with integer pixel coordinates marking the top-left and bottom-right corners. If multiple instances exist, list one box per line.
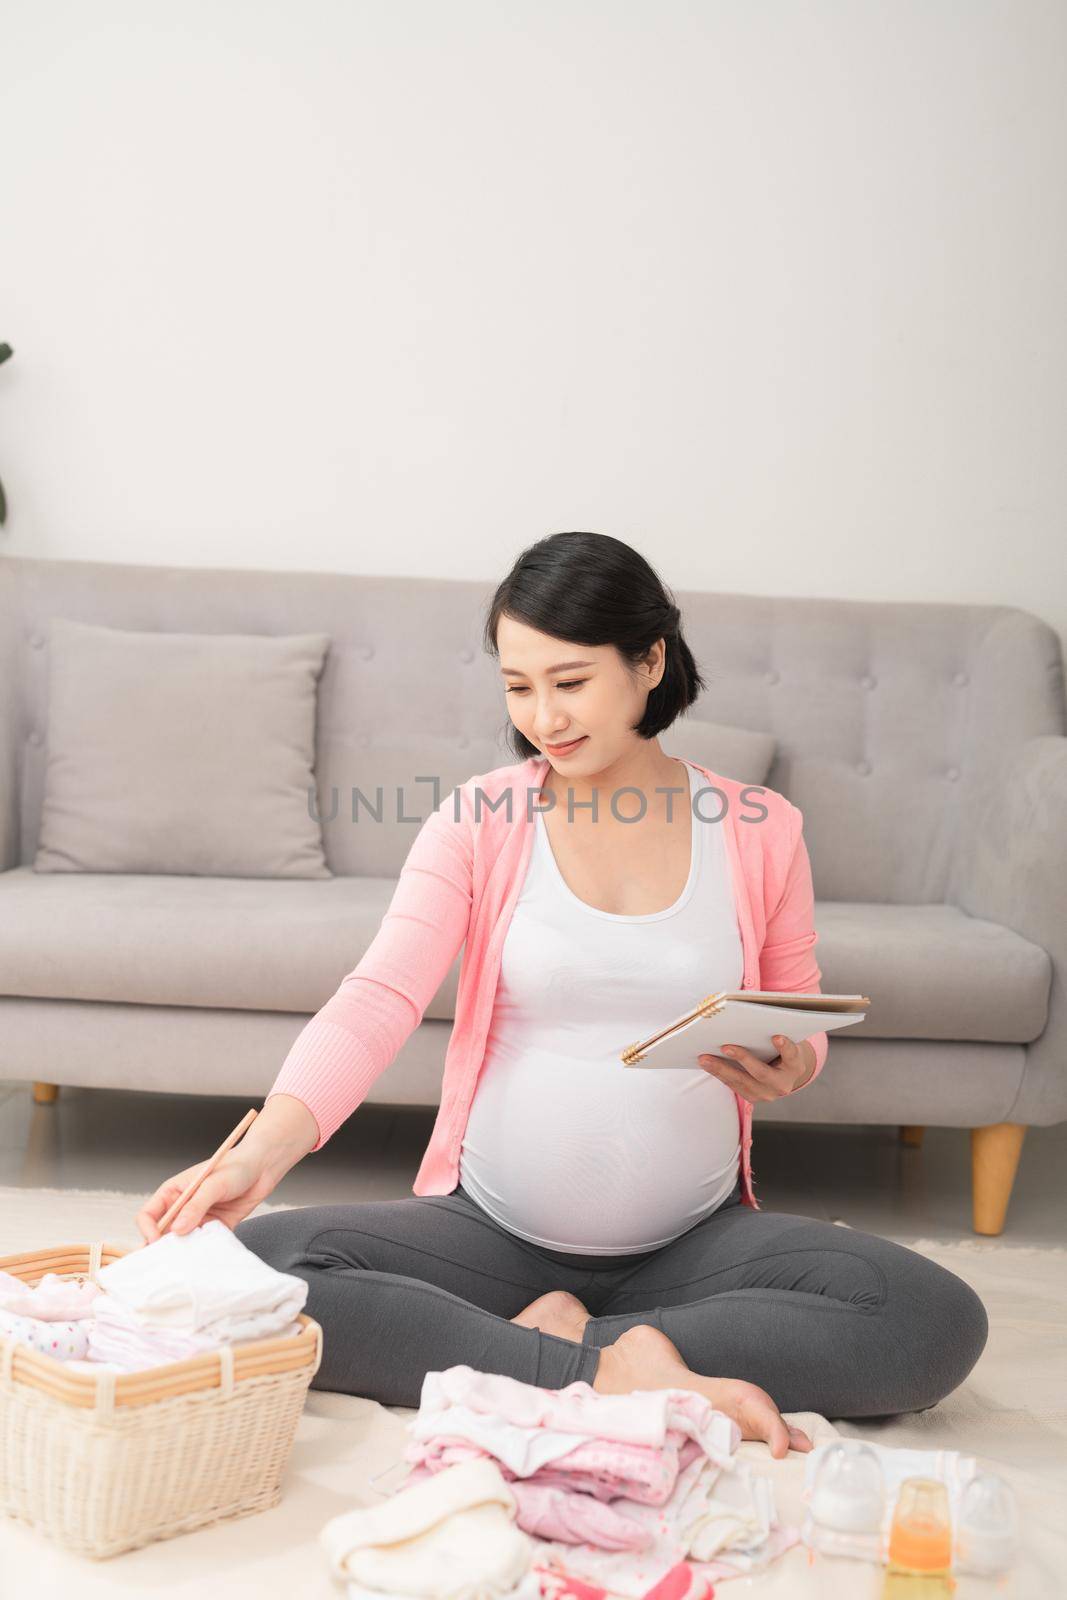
left=458, top=759, right=744, bottom=1253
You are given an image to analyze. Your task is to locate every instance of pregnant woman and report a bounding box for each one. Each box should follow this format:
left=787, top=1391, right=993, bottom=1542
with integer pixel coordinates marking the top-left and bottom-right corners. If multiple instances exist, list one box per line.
left=138, top=531, right=988, bottom=1458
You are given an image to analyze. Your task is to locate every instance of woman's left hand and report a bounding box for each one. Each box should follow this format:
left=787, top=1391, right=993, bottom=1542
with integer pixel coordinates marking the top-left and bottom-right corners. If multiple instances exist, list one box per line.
left=698, top=1036, right=816, bottom=1102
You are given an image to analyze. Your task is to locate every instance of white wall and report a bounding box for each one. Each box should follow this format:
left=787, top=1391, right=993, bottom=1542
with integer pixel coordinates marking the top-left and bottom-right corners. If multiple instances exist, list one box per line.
left=2, top=0, right=1065, bottom=653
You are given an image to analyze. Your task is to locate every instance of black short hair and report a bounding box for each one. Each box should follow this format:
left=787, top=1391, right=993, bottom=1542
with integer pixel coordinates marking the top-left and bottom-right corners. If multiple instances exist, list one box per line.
left=484, top=531, right=707, bottom=762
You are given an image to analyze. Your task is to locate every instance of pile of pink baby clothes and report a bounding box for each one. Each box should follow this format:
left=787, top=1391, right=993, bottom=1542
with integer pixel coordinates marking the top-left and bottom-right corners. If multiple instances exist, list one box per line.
left=402, top=1366, right=798, bottom=1594
left=0, top=1269, right=102, bottom=1363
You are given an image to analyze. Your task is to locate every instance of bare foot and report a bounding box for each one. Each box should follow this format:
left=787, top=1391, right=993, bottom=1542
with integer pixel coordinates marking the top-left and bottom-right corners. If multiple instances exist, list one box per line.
left=510, top=1289, right=591, bottom=1342
left=592, top=1324, right=813, bottom=1461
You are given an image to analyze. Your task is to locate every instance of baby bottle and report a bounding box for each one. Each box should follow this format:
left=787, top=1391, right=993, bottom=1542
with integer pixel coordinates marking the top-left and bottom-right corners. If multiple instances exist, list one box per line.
left=886, top=1476, right=952, bottom=1577
left=809, top=1441, right=885, bottom=1557
left=956, top=1472, right=1019, bottom=1576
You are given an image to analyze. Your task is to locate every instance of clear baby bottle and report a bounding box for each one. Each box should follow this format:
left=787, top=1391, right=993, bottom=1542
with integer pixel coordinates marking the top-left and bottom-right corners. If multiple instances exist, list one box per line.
left=808, top=1441, right=886, bottom=1559
left=955, top=1472, right=1019, bottom=1576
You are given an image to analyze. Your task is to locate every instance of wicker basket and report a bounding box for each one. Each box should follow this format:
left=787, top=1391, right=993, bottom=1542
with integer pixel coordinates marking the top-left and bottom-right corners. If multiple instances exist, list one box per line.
left=0, top=1238, right=324, bottom=1559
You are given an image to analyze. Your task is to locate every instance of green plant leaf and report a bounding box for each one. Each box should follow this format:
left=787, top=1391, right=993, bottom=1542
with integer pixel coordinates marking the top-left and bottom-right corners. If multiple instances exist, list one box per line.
left=0, top=344, right=12, bottom=366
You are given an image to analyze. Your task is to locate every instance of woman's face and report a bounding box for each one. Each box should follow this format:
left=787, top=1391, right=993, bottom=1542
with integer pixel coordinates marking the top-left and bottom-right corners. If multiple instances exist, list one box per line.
left=496, top=614, right=664, bottom=773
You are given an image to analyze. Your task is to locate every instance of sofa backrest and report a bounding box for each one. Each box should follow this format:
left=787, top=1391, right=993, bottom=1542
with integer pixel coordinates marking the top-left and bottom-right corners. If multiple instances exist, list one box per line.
left=1, top=557, right=1063, bottom=903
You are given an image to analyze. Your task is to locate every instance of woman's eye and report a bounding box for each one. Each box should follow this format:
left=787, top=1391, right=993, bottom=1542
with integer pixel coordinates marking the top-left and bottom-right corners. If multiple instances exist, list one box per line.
left=506, top=680, right=586, bottom=695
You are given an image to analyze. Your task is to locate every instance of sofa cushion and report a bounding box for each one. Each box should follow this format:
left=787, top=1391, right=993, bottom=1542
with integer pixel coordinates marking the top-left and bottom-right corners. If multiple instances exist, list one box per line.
left=666, top=719, right=777, bottom=787
left=813, top=901, right=1051, bottom=1043
left=0, top=867, right=462, bottom=1016
left=0, top=869, right=1050, bottom=1041
left=33, top=618, right=332, bottom=878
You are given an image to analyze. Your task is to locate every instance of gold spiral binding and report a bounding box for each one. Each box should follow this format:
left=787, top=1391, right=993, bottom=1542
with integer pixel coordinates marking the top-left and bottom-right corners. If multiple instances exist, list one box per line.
left=621, top=994, right=725, bottom=1065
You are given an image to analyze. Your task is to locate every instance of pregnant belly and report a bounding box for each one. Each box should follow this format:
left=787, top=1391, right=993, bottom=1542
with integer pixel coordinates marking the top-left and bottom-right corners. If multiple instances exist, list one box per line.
left=458, top=1046, right=743, bottom=1253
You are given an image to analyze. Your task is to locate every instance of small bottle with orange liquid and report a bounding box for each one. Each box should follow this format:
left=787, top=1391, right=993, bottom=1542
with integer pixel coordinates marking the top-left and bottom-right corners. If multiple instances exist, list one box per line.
left=886, top=1477, right=953, bottom=1577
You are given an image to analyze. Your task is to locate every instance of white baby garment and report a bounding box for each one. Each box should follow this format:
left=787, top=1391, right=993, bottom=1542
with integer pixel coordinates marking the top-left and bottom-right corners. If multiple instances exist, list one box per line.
left=320, top=1458, right=533, bottom=1600
left=94, top=1217, right=308, bottom=1338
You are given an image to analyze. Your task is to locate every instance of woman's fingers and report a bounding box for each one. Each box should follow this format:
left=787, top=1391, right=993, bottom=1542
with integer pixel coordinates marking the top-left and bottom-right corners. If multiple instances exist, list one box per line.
left=136, top=1152, right=273, bottom=1246
left=698, top=1054, right=772, bottom=1103
left=168, top=1171, right=228, bottom=1234
left=135, top=1159, right=216, bottom=1242
left=136, top=1175, right=193, bottom=1244
left=698, top=1042, right=802, bottom=1103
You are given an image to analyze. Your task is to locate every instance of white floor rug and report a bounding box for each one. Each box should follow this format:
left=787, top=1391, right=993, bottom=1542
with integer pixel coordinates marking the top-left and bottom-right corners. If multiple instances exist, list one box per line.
left=0, top=1186, right=1062, bottom=1599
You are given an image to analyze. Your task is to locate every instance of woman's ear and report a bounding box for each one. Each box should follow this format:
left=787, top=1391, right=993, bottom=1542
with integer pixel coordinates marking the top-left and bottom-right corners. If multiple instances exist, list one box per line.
left=647, top=636, right=667, bottom=687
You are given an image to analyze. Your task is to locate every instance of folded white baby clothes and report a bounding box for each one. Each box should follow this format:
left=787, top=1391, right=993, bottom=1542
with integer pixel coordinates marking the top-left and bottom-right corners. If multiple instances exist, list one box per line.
left=94, top=1217, right=308, bottom=1339
left=320, top=1458, right=533, bottom=1600
left=0, top=1269, right=101, bottom=1321
left=0, top=1307, right=93, bottom=1361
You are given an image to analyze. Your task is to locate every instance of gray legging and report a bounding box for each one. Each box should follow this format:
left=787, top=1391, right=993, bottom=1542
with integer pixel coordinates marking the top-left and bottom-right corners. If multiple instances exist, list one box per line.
left=234, top=1175, right=989, bottom=1418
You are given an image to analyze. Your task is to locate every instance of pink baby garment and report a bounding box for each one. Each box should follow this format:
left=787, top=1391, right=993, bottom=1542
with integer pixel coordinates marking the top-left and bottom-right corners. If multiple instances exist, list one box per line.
left=85, top=1295, right=225, bottom=1371
left=408, top=1431, right=694, bottom=1506
left=515, top=1557, right=713, bottom=1600
left=406, top=1366, right=740, bottom=1469
left=0, top=1269, right=101, bottom=1321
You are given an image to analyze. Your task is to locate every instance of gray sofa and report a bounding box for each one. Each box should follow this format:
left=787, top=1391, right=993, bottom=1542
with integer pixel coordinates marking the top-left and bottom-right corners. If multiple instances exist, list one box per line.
left=2, top=555, right=1064, bottom=1235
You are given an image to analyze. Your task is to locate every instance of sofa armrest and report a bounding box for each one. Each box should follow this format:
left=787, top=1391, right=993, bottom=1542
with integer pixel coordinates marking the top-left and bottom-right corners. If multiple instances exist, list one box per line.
left=950, top=735, right=1067, bottom=1122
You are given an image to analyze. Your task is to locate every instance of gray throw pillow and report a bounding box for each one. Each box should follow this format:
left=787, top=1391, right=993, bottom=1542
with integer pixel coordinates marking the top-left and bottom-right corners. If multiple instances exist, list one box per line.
left=34, top=619, right=332, bottom=877
left=666, top=718, right=777, bottom=788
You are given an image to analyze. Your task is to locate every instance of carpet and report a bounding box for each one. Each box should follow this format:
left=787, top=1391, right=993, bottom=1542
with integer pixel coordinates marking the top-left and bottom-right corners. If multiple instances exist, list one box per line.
left=0, top=1185, right=1062, bottom=1598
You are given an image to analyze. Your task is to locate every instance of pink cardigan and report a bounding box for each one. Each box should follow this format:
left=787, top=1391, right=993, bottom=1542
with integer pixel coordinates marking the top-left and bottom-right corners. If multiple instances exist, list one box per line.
left=267, top=756, right=829, bottom=1212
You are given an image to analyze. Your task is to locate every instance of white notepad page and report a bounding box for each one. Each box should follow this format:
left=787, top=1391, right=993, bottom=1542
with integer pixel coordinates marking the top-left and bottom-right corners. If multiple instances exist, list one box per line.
left=620, top=997, right=867, bottom=1069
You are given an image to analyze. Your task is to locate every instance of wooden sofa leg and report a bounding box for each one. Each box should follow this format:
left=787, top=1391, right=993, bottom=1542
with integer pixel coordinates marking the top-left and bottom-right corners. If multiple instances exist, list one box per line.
left=971, top=1123, right=1027, bottom=1236
left=899, top=1125, right=925, bottom=1147
left=32, top=1082, right=59, bottom=1105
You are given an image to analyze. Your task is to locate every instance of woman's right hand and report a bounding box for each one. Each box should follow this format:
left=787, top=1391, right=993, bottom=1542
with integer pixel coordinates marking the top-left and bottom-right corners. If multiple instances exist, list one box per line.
left=136, top=1096, right=319, bottom=1245
left=136, top=1147, right=278, bottom=1244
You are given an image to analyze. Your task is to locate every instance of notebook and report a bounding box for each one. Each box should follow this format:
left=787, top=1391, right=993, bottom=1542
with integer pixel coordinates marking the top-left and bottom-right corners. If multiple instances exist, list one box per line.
left=619, top=991, right=870, bottom=1069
